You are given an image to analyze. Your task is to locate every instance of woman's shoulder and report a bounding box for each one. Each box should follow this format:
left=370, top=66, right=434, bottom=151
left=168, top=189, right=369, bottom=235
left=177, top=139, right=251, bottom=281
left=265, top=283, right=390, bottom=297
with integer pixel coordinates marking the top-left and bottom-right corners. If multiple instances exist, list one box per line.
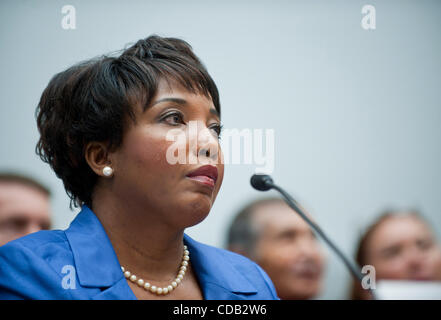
left=0, top=230, right=76, bottom=299
left=0, top=229, right=72, bottom=261
left=4, top=228, right=67, bottom=247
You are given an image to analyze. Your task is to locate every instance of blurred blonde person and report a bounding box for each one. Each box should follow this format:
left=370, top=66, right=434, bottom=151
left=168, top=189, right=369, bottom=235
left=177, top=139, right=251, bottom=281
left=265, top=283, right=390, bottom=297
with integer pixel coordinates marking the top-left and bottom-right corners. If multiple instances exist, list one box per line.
left=351, top=210, right=441, bottom=299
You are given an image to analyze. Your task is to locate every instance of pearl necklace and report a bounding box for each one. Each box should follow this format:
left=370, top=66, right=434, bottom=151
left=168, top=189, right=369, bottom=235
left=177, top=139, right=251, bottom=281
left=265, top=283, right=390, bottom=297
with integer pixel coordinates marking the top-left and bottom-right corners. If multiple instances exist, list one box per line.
left=121, top=245, right=189, bottom=296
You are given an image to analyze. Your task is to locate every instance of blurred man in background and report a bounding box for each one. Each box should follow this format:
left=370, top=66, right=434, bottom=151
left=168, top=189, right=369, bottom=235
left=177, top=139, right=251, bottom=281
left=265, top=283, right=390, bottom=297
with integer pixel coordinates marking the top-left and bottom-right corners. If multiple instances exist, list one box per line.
left=351, top=210, right=441, bottom=299
left=0, top=173, right=51, bottom=246
left=227, top=197, right=326, bottom=300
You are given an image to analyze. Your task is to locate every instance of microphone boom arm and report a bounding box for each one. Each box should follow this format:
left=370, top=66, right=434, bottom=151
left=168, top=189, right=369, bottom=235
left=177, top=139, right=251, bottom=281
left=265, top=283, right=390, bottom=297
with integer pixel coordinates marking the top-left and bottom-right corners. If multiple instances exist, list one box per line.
left=251, top=174, right=376, bottom=299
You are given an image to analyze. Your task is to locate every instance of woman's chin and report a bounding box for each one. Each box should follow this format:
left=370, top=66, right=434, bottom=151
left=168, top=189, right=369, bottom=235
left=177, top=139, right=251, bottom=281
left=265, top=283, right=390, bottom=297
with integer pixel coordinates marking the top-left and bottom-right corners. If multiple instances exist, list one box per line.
left=178, top=196, right=212, bottom=228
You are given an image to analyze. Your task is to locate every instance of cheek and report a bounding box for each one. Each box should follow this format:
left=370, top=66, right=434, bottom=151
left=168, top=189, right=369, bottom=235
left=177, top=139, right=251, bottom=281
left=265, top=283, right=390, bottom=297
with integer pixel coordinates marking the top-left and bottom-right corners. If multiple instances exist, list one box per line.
left=258, top=244, right=294, bottom=272
left=123, top=129, right=174, bottom=171
left=425, top=249, right=441, bottom=272
left=114, top=125, right=224, bottom=213
left=115, top=129, right=182, bottom=193
left=372, top=257, right=408, bottom=279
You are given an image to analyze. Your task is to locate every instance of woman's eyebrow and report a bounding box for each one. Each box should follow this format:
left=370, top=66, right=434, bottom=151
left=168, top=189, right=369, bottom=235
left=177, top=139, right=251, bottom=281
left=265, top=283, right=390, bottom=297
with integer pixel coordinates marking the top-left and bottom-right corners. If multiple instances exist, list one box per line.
left=152, top=97, right=187, bottom=107
left=151, top=97, right=220, bottom=119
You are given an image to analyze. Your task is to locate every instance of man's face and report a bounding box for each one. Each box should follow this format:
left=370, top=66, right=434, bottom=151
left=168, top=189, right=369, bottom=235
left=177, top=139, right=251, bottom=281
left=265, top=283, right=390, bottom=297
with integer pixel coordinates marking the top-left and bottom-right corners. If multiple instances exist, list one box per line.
left=0, top=182, right=51, bottom=246
left=252, top=202, right=325, bottom=300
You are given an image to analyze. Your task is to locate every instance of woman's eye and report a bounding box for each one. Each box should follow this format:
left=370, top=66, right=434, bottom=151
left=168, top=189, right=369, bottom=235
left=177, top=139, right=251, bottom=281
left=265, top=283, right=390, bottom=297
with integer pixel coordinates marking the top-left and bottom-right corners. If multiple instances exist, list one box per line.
left=210, top=124, right=223, bottom=139
left=162, top=112, right=184, bottom=125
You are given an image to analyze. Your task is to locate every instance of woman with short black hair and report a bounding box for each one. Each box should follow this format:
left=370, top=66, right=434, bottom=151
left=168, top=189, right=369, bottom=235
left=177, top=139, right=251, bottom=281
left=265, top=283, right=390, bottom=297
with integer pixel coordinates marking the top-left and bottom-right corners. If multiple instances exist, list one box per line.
left=0, top=35, right=278, bottom=300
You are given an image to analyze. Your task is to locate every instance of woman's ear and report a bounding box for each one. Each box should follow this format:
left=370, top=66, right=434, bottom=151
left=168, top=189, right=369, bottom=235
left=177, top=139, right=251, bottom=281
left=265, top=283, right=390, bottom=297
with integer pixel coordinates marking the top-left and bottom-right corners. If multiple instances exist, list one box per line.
left=84, top=141, right=113, bottom=177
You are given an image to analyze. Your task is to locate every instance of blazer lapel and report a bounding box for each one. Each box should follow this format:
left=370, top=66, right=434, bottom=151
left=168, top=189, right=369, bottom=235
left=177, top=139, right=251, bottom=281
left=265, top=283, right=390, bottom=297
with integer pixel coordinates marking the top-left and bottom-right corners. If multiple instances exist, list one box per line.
left=184, top=234, right=258, bottom=300
left=64, top=206, right=260, bottom=300
left=65, top=205, right=131, bottom=299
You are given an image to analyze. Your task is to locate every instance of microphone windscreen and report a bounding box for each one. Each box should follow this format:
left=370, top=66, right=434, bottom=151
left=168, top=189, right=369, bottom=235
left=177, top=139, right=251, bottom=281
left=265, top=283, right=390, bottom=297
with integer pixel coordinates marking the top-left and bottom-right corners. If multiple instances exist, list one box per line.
left=250, top=174, right=273, bottom=191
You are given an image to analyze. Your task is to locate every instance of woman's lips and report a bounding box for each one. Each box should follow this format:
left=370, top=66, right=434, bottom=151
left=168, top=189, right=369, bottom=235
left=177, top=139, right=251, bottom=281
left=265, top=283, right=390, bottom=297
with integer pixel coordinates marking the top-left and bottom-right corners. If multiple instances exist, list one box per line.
left=186, top=165, right=218, bottom=189
left=186, top=175, right=215, bottom=188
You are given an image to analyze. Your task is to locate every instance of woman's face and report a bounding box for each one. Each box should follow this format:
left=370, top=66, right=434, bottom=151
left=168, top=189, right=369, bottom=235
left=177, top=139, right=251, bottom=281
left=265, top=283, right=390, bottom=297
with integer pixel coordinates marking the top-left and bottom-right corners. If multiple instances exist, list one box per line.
left=365, top=215, right=441, bottom=281
left=109, top=78, right=224, bottom=229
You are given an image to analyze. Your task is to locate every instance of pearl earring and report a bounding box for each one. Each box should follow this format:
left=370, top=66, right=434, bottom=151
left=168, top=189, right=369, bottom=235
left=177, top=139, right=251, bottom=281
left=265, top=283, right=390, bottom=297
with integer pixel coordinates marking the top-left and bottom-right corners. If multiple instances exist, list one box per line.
left=103, top=166, right=113, bottom=177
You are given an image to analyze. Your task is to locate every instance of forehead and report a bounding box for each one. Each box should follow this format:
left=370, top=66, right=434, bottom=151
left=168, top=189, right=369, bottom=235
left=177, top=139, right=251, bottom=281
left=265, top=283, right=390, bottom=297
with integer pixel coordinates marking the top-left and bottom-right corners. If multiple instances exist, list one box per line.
left=0, top=183, right=50, bottom=218
left=153, top=78, right=215, bottom=108
left=368, top=215, right=433, bottom=248
left=252, top=202, right=313, bottom=235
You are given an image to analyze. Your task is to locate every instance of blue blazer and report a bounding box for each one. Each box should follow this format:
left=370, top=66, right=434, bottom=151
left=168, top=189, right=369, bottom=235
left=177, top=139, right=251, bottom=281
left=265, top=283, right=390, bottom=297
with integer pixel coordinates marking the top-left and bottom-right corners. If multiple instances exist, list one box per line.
left=0, top=205, right=278, bottom=300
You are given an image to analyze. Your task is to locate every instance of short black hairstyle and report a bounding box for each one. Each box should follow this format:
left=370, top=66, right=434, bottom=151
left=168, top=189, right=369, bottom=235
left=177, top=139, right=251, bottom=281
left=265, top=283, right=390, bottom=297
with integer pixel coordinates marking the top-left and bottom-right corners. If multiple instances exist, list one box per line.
left=35, top=35, right=220, bottom=209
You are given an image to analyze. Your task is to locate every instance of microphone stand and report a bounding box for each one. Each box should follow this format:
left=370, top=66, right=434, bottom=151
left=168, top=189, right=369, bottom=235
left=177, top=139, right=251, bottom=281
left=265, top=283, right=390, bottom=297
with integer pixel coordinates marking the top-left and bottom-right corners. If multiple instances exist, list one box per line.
left=251, top=174, right=377, bottom=300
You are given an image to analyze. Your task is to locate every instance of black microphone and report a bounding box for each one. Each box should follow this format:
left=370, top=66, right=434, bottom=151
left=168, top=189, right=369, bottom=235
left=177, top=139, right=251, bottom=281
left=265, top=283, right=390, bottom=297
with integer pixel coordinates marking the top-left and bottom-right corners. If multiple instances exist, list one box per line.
left=250, top=174, right=376, bottom=299
left=250, top=174, right=273, bottom=191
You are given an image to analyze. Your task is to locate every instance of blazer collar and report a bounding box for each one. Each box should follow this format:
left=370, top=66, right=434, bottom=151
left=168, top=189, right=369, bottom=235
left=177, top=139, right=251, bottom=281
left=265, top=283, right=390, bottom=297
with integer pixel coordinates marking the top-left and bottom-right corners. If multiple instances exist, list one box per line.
left=65, top=205, right=257, bottom=297
left=64, top=205, right=124, bottom=288
left=184, top=234, right=257, bottom=298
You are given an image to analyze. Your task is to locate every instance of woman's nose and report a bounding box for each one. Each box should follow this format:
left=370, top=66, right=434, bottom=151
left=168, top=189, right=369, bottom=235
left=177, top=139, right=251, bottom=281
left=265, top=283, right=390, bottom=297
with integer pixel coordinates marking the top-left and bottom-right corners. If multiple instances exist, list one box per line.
left=190, top=121, right=220, bottom=162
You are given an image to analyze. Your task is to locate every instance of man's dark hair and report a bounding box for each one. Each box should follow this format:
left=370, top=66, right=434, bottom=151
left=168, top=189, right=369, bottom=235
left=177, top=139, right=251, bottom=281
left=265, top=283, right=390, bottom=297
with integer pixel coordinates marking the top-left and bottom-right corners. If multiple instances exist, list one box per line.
left=0, top=172, right=51, bottom=197
left=35, top=35, right=220, bottom=209
left=226, top=197, right=285, bottom=257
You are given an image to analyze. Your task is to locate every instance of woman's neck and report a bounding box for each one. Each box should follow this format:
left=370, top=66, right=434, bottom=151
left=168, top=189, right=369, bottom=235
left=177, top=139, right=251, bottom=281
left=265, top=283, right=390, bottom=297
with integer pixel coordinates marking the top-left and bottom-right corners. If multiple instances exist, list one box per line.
left=91, top=189, right=185, bottom=282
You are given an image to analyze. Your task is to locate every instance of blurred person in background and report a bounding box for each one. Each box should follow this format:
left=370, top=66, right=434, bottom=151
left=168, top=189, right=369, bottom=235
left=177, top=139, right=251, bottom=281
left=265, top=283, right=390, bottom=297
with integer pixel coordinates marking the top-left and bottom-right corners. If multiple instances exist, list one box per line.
left=227, top=197, right=326, bottom=300
left=350, top=210, right=441, bottom=299
left=0, top=173, right=51, bottom=246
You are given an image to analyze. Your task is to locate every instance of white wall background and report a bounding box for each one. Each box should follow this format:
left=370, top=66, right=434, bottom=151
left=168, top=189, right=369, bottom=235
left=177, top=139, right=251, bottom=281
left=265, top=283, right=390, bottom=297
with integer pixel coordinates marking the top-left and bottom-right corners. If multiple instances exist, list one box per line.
left=1, top=0, right=440, bottom=299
